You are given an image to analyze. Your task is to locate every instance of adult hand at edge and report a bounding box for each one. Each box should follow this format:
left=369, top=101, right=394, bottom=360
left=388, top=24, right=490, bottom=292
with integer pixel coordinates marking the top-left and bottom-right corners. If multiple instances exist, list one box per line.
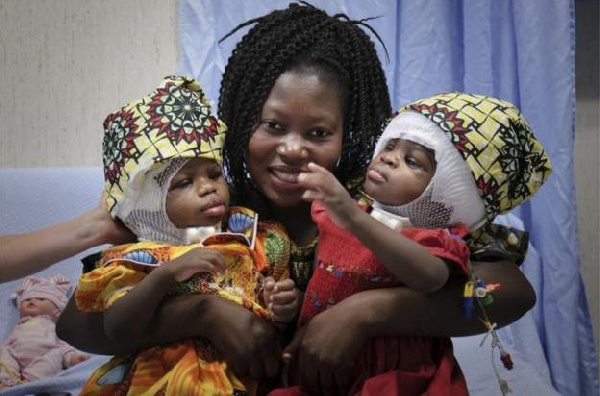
left=203, top=296, right=281, bottom=379
left=284, top=305, right=367, bottom=395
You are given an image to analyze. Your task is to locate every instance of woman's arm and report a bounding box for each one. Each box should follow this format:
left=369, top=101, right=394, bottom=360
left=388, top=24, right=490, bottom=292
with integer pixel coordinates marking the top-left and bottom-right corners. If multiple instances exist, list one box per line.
left=0, top=193, right=134, bottom=283
left=287, top=260, right=535, bottom=393
left=57, top=291, right=282, bottom=378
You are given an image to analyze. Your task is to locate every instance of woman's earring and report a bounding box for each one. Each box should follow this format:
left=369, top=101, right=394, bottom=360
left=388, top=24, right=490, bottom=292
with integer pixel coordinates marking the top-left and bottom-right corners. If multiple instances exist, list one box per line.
left=334, top=154, right=342, bottom=170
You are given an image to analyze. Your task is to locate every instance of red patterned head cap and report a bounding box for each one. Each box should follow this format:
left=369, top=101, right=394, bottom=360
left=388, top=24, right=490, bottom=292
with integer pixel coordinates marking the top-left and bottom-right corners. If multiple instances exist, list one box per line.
left=103, top=76, right=227, bottom=217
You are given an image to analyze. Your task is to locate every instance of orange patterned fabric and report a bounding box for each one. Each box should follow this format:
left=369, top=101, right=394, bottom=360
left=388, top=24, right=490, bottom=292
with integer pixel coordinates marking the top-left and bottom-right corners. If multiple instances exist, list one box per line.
left=76, top=222, right=289, bottom=396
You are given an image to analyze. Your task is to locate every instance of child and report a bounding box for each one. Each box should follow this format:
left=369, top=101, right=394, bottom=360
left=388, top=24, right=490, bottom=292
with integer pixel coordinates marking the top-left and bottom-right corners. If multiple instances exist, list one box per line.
left=75, top=76, right=300, bottom=395
left=278, top=92, right=552, bottom=395
left=0, top=274, right=89, bottom=388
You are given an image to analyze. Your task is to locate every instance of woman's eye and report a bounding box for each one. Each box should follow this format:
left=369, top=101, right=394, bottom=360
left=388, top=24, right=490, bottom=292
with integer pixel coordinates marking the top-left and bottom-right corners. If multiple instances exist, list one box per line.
left=261, top=121, right=283, bottom=132
left=308, top=129, right=331, bottom=139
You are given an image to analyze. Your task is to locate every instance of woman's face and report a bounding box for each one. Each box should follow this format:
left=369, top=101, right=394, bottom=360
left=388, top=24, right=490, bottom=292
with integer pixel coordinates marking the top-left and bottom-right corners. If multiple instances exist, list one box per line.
left=247, top=71, right=344, bottom=209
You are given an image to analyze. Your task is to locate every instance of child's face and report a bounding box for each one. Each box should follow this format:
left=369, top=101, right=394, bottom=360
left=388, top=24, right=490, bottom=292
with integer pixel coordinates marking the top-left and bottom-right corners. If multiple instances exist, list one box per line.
left=364, top=139, right=436, bottom=206
left=166, top=158, right=230, bottom=228
left=19, top=297, right=60, bottom=320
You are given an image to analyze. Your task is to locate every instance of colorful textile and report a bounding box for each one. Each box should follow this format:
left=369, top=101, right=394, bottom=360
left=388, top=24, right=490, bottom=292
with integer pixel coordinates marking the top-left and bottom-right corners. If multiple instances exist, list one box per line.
left=279, top=202, right=470, bottom=395
left=404, top=92, right=551, bottom=222
left=103, top=76, right=227, bottom=216
left=76, top=218, right=290, bottom=396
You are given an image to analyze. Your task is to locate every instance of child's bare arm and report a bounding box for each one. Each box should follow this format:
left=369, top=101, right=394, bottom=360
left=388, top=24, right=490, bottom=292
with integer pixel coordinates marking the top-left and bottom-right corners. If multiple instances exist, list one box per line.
left=299, top=163, right=449, bottom=293
left=104, top=248, right=225, bottom=340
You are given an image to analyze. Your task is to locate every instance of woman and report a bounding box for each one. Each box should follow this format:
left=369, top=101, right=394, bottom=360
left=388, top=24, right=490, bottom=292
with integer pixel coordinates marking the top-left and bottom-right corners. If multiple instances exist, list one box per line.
left=54, top=3, right=534, bottom=394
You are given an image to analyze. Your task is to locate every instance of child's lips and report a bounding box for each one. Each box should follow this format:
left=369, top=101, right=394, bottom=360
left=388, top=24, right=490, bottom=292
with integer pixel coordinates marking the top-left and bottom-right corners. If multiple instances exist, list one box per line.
left=367, top=168, right=386, bottom=183
left=201, top=202, right=226, bottom=217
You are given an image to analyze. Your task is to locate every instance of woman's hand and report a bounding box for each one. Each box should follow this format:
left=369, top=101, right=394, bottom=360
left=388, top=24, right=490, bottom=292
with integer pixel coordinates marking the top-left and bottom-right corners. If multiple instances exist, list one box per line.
left=202, top=296, right=281, bottom=379
left=0, top=190, right=135, bottom=283
left=89, top=190, right=136, bottom=246
left=283, top=302, right=368, bottom=394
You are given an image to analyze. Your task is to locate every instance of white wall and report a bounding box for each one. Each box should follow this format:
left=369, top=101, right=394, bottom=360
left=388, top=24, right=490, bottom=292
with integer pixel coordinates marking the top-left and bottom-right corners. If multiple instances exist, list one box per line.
left=0, top=0, right=178, bottom=168
left=0, top=0, right=598, bottom=360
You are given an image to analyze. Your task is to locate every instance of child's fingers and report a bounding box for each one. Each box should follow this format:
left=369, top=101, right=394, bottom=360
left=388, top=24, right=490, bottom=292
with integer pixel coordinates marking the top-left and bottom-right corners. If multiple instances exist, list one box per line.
left=302, top=190, right=326, bottom=202
left=298, top=170, right=330, bottom=190
left=269, top=290, right=298, bottom=305
left=306, top=162, right=330, bottom=174
left=273, top=279, right=296, bottom=292
left=173, top=261, right=220, bottom=282
left=263, top=276, right=276, bottom=292
left=186, top=248, right=226, bottom=273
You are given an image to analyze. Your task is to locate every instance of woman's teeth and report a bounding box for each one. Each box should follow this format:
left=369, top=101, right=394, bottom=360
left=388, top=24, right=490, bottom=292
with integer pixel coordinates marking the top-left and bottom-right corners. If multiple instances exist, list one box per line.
left=272, top=170, right=299, bottom=183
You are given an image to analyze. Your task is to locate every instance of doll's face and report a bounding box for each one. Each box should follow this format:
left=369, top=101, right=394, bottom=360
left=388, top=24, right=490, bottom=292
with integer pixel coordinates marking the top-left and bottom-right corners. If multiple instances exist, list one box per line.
left=19, top=297, right=60, bottom=321
left=364, top=139, right=437, bottom=206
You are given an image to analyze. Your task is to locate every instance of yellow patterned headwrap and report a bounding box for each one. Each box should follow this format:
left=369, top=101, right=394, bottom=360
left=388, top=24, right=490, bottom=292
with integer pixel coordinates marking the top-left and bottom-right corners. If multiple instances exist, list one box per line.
left=403, top=92, right=552, bottom=221
left=103, top=76, right=227, bottom=215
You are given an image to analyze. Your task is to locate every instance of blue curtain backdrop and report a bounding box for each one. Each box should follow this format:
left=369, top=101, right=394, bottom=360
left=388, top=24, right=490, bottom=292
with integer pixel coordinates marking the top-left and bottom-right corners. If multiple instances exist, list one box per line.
left=180, top=1, right=598, bottom=395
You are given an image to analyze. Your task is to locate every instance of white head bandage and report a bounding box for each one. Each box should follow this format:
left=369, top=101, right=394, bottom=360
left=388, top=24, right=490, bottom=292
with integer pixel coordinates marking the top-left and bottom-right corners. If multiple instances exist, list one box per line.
left=114, top=159, right=190, bottom=244
left=372, top=111, right=487, bottom=231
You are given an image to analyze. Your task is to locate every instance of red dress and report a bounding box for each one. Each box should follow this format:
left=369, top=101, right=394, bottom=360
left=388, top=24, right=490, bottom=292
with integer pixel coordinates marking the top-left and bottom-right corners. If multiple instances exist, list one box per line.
left=273, top=202, right=470, bottom=396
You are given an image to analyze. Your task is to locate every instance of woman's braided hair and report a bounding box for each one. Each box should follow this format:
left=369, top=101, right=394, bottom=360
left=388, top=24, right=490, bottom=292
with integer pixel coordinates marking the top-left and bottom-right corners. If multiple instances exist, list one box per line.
left=218, top=2, right=391, bottom=205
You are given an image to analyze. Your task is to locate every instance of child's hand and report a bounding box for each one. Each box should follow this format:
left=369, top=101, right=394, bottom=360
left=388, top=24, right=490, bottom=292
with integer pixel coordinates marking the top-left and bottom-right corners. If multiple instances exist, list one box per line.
left=65, top=352, right=90, bottom=367
left=262, top=277, right=301, bottom=323
left=298, top=162, right=357, bottom=229
left=163, top=247, right=226, bottom=283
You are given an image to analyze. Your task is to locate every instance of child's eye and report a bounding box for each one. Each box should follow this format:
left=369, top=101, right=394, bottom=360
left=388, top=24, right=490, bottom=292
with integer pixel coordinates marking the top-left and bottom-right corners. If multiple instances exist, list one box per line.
left=384, top=141, right=396, bottom=151
left=406, top=157, right=424, bottom=170
left=170, top=178, right=192, bottom=190
left=209, top=170, right=223, bottom=180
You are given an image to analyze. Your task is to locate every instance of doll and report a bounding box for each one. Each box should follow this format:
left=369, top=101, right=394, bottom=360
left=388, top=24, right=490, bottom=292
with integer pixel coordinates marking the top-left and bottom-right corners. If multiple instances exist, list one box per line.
left=0, top=274, right=89, bottom=388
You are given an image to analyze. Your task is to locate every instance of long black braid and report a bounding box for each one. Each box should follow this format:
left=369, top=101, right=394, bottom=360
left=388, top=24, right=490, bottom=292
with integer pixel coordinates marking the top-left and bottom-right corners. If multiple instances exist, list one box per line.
left=218, top=2, right=392, bottom=209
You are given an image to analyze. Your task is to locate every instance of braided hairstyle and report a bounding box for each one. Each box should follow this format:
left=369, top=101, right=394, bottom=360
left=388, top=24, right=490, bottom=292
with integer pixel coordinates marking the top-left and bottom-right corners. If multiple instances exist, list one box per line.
left=219, top=2, right=391, bottom=207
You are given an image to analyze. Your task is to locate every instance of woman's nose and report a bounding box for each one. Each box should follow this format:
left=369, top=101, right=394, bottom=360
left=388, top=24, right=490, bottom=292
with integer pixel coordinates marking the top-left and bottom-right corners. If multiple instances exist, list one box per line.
left=276, top=134, right=308, bottom=162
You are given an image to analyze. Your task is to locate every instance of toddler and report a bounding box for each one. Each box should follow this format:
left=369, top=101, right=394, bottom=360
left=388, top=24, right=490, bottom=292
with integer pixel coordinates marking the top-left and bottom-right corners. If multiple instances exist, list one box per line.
left=0, top=274, right=89, bottom=388
left=279, top=92, right=552, bottom=395
left=75, top=76, right=300, bottom=395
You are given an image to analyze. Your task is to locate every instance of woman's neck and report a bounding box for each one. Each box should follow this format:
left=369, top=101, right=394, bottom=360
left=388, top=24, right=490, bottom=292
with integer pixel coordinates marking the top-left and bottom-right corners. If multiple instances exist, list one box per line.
left=269, top=202, right=317, bottom=247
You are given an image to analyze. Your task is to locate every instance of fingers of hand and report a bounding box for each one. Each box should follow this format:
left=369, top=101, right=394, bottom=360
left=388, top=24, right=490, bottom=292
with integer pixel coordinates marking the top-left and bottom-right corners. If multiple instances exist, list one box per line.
left=263, top=276, right=276, bottom=291
left=272, top=279, right=296, bottom=293
left=190, top=248, right=226, bottom=272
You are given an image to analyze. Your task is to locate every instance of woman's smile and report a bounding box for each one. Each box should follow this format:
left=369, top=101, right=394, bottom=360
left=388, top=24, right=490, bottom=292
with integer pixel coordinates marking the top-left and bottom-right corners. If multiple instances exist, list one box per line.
left=247, top=70, right=344, bottom=208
